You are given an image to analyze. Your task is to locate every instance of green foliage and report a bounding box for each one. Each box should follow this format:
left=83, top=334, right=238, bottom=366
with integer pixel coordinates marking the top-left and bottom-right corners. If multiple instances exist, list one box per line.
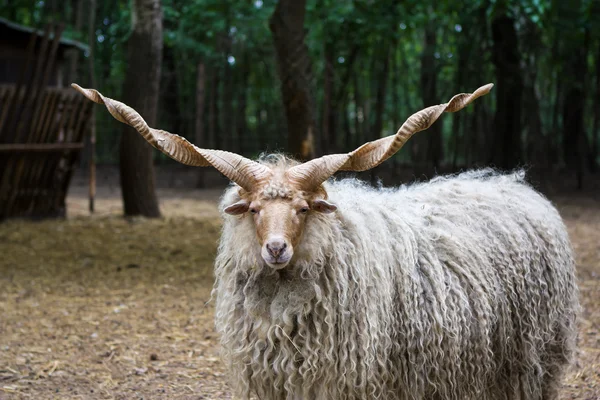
left=1, top=0, right=598, bottom=169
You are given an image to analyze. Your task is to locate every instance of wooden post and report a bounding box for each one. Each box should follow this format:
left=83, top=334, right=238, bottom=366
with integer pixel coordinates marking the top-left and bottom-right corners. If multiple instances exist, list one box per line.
left=195, top=61, right=206, bottom=188
left=88, top=0, right=97, bottom=213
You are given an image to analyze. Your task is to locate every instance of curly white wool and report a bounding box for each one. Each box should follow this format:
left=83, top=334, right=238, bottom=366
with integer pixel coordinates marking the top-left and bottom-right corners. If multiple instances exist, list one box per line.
left=213, top=167, right=578, bottom=400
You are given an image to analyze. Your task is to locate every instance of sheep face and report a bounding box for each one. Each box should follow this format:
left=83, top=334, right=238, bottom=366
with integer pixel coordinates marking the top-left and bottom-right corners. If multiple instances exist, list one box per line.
left=224, top=177, right=336, bottom=269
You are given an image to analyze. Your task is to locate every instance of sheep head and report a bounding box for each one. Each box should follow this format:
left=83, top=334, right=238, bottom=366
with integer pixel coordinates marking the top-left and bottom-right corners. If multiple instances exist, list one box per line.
left=223, top=168, right=336, bottom=269
left=72, top=82, right=493, bottom=269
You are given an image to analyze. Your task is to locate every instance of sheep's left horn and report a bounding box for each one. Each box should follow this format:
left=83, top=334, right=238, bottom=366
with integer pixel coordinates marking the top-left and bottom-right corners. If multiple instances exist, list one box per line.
left=72, top=84, right=272, bottom=191
left=287, top=83, right=493, bottom=190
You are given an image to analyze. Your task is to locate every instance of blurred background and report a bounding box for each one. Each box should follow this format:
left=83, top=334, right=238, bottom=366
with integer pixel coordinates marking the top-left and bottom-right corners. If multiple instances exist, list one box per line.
left=0, top=1, right=599, bottom=398
left=1, top=0, right=599, bottom=220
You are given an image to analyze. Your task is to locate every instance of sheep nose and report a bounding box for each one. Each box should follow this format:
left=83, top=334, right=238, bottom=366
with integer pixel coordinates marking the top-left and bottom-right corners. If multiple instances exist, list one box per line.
left=266, top=239, right=287, bottom=258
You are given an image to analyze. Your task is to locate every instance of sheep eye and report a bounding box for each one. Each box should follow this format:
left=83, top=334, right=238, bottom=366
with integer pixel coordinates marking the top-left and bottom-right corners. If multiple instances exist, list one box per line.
left=299, top=207, right=309, bottom=214
left=250, top=208, right=258, bottom=214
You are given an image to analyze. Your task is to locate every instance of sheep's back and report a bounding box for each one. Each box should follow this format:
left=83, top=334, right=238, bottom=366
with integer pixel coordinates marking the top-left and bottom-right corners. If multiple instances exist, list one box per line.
left=324, top=170, right=578, bottom=399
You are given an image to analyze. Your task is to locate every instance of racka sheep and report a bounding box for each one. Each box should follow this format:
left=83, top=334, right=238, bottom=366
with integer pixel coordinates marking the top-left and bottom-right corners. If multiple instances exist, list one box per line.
left=73, top=82, right=578, bottom=400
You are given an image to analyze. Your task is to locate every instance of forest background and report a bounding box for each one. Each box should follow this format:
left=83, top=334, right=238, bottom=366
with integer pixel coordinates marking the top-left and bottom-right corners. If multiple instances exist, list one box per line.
left=2, top=0, right=599, bottom=201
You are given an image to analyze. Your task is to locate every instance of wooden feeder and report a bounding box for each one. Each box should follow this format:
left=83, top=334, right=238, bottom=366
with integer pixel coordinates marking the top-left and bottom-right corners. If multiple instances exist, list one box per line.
left=0, top=18, right=92, bottom=220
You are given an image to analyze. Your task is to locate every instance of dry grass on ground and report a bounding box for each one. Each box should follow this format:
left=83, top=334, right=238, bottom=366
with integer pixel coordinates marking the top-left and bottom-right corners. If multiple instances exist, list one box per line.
left=0, top=190, right=598, bottom=399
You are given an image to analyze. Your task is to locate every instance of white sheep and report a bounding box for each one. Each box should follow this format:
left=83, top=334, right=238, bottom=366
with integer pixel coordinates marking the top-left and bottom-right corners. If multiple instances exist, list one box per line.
left=73, top=82, right=578, bottom=400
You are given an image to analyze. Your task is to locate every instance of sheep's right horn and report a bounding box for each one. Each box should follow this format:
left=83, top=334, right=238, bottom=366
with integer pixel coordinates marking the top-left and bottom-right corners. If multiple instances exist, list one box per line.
left=72, top=84, right=272, bottom=191
left=287, top=84, right=493, bottom=190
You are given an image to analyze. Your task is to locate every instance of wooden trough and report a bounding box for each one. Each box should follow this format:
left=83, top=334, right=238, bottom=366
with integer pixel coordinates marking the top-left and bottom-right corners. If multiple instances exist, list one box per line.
left=0, top=20, right=92, bottom=220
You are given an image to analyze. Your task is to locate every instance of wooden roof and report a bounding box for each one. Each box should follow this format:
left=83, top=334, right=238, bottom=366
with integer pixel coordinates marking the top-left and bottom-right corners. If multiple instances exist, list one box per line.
left=0, top=17, right=88, bottom=52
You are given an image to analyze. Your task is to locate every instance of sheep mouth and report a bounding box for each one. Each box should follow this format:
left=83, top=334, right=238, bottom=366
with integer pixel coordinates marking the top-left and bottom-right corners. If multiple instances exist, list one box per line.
left=261, top=245, right=293, bottom=269
left=263, top=256, right=291, bottom=270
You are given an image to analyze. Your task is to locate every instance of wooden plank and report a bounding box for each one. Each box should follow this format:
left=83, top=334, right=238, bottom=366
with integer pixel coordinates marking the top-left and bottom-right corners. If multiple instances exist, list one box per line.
left=30, top=92, right=63, bottom=213
left=0, top=30, right=36, bottom=136
left=0, top=86, right=15, bottom=138
left=64, top=90, right=82, bottom=141
left=37, top=92, right=79, bottom=218
left=14, top=86, right=54, bottom=216
left=30, top=24, right=66, bottom=137
left=0, top=143, right=84, bottom=152
left=17, top=90, right=52, bottom=215
left=31, top=90, right=53, bottom=140
left=54, top=92, right=76, bottom=142
left=0, top=154, right=15, bottom=219
left=12, top=25, right=51, bottom=143
left=5, top=25, right=56, bottom=217
left=0, top=67, right=90, bottom=219
left=72, top=98, right=91, bottom=143
left=58, top=99, right=93, bottom=214
left=0, top=87, right=15, bottom=208
left=26, top=91, right=60, bottom=215
left=33, top=153, right=63, bottom=217
left=40, top=92, right=60, bottom=142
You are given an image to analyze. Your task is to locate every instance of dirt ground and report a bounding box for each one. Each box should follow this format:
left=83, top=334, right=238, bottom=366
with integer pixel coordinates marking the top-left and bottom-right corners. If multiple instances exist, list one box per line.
left=0, top=182, right=599, bottom=399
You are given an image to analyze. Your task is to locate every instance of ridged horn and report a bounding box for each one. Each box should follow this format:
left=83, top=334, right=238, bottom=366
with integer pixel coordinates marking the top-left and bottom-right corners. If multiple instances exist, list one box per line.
left=287, top=83, right=493, bottom=190
left=72, top=83, right=272, bottom=191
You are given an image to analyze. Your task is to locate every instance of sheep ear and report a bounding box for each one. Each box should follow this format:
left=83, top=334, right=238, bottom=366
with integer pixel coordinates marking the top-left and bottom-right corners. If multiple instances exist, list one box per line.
left=224, top=200, right=249, bottom=215
left=312, top=199, right=337, bottom=214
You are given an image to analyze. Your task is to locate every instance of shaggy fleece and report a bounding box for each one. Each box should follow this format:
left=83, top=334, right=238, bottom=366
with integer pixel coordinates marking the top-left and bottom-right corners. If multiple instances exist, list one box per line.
left=213, top=168, right=578, bottom=400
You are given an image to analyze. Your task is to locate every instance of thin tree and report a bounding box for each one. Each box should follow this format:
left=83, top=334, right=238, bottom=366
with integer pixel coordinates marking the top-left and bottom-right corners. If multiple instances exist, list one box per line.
left=67, top=0, right=83, bottom=84
left=321, top=40, right=334, bottom=154
left=412, top=24, right=441, bottom=172
left=236, top=51, right=250, bottom=154
left=195, top=61, right=206, bottom=188
left=87, top=0, right=97, bottom=212
left=221, top=25, right=234, bottom=152
left=119, top=0, right=163, bottom=217
left=269, top=0, right=316, bottom=160
left=562, top=27, right=589, bottom=189
left=369, top=41, right=392, bottom=183
left=491, top=13, right=523, bottom=170
left=591, top=41, right=600, bottom=172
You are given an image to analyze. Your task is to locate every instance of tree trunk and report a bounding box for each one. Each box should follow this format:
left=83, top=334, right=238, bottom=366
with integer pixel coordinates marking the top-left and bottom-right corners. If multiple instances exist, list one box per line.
left=413, top=26, right=442, bottom=170
left=119, top=0, right=162, bottom=217
left=391, top=44, right=401, bottom=177
left=48, top=0, right=58, bottom=20
left=353, top=72, right=362, bottom=148
left=562, top=26, right=589, bottom=189
left=334, top=44, right=360, bottom=106
left=391, top=48, right=399, bottom=129
left=221, top=35, right=234, bottom=152
left=209, top=66, right=220, bottom=149
left=491, top=14, right=523, bottom=170
left=523, top=80, right=544, bottom=166
left=363, top=58, right=374, bottom=146
left=343, top=94, right=352, bottom=152
left=591, top=42, right=600, bottom=172
left=543, top=25, right=562, bottom=169
left=87, top=0, right=97, bottom=213
left=333, top=43, right=359, bottom=152
left=451, top=29, right=468, bottom=169
left=195, top=61, right=206, bottom=188
left=163, top=46, right=182, bottom=135
left=321, top=41, right=334, bottom=154
left=236, top=52, right=250, bottom=154
left=371, top=46, right=391, bottom=140
left=256, top=93, right=267, bottom=150
left=550, top=60, right=561, bottom=166
left=67, top=0, right=83, bottom=84
left=520, top=21, right=545, bottom=170
left=370, top=44, right=392, bottom=183
left=269, top=0, right=315, bottom=160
